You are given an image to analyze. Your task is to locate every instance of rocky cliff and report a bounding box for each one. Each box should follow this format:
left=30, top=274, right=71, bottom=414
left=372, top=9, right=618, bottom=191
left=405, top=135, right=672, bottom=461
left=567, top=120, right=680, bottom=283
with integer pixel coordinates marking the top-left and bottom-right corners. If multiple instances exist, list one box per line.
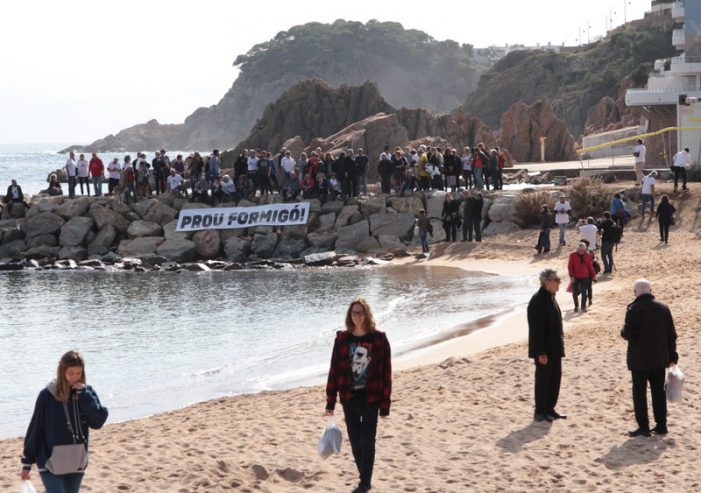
left=460, top=12, right=676, bottom=137
left=63, top=20, right=485, bottom=153
left=63, top=120, right=183, bottom=154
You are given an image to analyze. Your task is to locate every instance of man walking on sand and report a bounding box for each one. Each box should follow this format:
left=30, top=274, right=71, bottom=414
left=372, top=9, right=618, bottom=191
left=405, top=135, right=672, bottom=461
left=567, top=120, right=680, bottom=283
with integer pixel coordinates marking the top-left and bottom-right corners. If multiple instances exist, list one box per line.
left=528, top=268, right=567, bottom=422
left=621, top=279, right=678, bottom=437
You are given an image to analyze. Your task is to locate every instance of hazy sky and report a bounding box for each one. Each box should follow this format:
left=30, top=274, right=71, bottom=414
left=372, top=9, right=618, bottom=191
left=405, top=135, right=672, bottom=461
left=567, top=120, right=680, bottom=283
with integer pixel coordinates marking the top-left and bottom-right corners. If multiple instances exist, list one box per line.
left=0, top=0, right=649, bottom=145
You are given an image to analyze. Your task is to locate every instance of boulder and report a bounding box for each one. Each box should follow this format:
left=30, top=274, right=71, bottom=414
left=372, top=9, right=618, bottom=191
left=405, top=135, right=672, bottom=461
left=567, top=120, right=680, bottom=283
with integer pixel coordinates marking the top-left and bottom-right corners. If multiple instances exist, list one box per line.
left=24, top=212, right=65, bottom=238
left=317, top=213, right=336, bottom=232
left=2, top=228, right=24, bottom=244
left=359, top=196, right=388, bottom=216
left=143, top=203, right=178, bottom=225
left=322, top=201, right=345, bottom=215
left=0, top=239, right=26, bottom=259
left=378, top=235, right=405, bottom=249
left=251, top=233, right=279, bottom=259
left=220, top=228, right=246, bottom=242
left=56, top=197, right=91, bottom=219
left=138, top=254, right=168, bottom=267
left=117, top=236, right=163, bottom=257
left=192, top=230, right=222, bottom=258
left=369, top=213, right=415, bottom=239
left=224, top=236, right=252, bottom=262
left=429, top=219, right=446, bottom=244
left=26, top=201, right=58, bottom=219
left=482, top=221, right=521, bottom=236
left=280, top=225, right=308, bottom=240
left=336, top=219, right=370, bottom=250
left=58, top=246, right=88, bottom=261
left=156, top=238, right=198, bottom=262
left=163, top=220, right=193, bottom=241
left=90, top=206, right=131, bottom=234
left=425, top=191, right=447, bottom=218
left=389, top=196, right=424, bottom=214
left=27, top=234, right=58, bottom=248
left=59, top=216, right=94, bottom=246
left=0, top=219, right=19, bottom=229
left=127, top=220, right=164, bottom=238
left=273, top=238, right=308, bottom=259
left=304, top=251, right=337, bottom=266
left=110, top=201, right=132, bottom=217
left=2, top=203, right=29, bottom=219
left=88, top=224, right=116, bottom=255
left=131, top=199, right=158, bottom=218
left=335, top=205, right=360, bottom=229
left=487, top=199, right=515, bottom=223
left=22, top=245, right=60, bottom=259
left=307, top=232, right=337, bottom=249
left=308, top=199, right=322, bottom=214
left=356, top=237, right=381, bottom=253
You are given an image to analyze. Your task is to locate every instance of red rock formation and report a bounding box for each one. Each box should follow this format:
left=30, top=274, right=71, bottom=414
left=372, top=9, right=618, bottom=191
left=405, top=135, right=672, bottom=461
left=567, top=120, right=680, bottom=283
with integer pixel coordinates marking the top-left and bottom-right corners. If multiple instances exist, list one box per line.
left=497, top=100, right=578, bottom=162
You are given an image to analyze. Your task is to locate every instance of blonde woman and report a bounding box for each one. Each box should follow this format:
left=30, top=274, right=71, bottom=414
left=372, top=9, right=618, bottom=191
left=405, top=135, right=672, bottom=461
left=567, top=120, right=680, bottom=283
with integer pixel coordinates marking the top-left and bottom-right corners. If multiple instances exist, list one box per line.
left=325, top=298, right=392, bottom=493
left=21, top=351, right=108, bottom=493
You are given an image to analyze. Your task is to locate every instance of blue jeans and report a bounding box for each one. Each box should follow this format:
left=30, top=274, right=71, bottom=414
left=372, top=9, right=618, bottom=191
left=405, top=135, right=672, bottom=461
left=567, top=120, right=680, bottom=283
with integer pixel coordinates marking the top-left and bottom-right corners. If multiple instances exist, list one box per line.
left=558, top=223, right=566, bottom=245
left=473, top=168, right=483, bottom=190
left=40, top=471, right=83, bottom=493
left=419, top=231, right=429, bottom=252
left=641, top=194, right=654, bottom=214
left=67, top=176, right=76, bottom=198
left=92, top=176, right=103, bottom=196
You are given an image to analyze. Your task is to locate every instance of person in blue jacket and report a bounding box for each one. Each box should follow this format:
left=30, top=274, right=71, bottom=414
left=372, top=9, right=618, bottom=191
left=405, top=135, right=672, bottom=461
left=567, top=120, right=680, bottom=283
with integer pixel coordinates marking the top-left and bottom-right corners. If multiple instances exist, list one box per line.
left=20, top=350, right=108, bottom=493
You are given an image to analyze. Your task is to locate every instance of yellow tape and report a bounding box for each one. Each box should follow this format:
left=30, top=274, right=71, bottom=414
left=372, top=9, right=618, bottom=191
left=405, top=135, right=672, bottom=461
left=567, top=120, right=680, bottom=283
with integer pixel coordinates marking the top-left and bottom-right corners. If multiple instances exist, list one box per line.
left=577, top=126, right=701, bottom=154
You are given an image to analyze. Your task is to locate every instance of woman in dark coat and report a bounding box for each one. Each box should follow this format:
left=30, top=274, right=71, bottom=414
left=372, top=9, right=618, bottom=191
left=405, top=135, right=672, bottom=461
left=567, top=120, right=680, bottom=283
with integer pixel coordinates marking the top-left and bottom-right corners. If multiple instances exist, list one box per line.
left=655, top=194, right=676, bottom=244
left=441, top=192, right=461, bottom=242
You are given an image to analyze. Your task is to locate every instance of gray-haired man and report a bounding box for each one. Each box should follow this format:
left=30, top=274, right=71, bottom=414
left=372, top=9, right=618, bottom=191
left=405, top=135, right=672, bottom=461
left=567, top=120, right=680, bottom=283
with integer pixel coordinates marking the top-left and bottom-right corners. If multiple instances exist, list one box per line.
left=527, top=268, right=566, bottom=422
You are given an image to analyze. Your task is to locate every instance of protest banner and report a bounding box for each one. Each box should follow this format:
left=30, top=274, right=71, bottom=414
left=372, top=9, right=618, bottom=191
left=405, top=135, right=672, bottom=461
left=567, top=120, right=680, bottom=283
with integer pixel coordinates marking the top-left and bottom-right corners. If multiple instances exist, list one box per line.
left=176, top=202, right=310, bottom=231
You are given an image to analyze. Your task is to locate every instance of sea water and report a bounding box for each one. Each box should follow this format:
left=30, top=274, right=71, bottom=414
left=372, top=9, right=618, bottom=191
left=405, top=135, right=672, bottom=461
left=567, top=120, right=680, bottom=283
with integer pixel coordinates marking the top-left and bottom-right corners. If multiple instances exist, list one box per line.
left=0, top=266, right=535, bottom=439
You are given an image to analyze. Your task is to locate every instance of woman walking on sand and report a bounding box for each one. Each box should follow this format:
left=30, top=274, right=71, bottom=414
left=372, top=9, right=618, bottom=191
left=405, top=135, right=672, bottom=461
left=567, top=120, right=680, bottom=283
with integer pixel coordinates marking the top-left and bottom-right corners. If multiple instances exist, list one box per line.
left=325, top=298, right=392, bottom=493
left=20, top=351, right=108, bottom=493
left=656, top=194, right=676, bottom=244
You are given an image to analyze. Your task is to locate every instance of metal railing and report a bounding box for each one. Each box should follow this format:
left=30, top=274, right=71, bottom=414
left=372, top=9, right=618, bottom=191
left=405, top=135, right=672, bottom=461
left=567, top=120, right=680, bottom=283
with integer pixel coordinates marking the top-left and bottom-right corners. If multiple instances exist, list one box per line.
left=627, top=86, right=701, bottom=93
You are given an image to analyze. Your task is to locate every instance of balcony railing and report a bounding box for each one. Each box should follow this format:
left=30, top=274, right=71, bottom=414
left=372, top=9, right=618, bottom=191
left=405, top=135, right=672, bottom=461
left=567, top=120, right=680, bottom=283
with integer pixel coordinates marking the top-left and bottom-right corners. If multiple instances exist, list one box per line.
left=672, top=1, right=685, bottom=19
left=673, top=28, right=686, bottom=47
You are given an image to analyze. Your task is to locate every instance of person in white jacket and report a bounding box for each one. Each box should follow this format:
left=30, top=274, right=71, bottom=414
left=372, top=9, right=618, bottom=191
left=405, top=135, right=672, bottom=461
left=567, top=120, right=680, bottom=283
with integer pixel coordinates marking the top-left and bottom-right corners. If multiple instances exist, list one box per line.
left=671, top=147, right=691, bottom=192
left=553, top=194, right=571, bottom=246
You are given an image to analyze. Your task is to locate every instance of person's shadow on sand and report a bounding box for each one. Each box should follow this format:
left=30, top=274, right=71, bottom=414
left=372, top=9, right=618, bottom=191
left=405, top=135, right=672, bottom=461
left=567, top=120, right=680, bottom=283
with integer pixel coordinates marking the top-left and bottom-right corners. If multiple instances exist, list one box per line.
left=595, top=436, right=674, bottom=469
left=496, top=421, right=551, bottom=453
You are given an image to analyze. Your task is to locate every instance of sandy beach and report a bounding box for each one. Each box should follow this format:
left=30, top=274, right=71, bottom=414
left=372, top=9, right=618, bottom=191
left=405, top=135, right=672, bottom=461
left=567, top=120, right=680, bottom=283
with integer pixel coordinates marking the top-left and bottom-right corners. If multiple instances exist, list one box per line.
left=2, top=182, right=700, bottom=492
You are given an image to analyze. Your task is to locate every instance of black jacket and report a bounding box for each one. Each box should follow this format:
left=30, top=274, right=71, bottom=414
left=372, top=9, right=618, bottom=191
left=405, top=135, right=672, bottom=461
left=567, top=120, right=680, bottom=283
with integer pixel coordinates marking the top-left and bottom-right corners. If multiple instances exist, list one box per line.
left=528, top=286, right=565, bottom=358
left=656, top=201, right=676, bottom=225
left=599, top=218, right=618, bottom=243
left=6, top=185, right=23, bottom=202
left=621, top=293, right=678, bottom=371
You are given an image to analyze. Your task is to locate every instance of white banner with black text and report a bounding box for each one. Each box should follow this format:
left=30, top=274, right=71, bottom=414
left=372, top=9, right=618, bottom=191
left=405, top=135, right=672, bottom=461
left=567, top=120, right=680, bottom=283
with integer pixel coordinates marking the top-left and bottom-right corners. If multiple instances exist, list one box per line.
left=176, top=203, right=310, bottom=231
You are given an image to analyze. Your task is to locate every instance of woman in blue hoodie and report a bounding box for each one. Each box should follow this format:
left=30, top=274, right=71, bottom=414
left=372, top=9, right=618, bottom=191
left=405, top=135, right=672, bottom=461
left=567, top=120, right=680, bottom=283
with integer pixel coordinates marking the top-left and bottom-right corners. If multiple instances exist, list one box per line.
left=20, top=350, right=108, bottom=493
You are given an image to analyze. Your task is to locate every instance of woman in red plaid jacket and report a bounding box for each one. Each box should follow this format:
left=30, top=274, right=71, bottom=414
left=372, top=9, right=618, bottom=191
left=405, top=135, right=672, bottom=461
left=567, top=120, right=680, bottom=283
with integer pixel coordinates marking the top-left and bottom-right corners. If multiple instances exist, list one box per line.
left=325, top=297, right=392, bottom=493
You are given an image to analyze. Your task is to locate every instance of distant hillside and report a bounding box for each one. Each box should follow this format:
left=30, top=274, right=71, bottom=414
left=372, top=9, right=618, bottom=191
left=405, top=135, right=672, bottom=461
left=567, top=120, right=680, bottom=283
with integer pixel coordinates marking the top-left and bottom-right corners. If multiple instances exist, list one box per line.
left=63, top=19, right=485, bottom=153
left=460, top=12, right=676, bottom=137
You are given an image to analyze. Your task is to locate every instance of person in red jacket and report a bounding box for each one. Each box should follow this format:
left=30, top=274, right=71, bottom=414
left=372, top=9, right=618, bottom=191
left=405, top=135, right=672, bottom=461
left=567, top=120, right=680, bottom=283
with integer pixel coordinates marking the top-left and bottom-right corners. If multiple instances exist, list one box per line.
left=325, top=297, right=392, bottom=493
left=568, top=242, right=597, bottom=312
left=88, top=153, right=105, bottom=197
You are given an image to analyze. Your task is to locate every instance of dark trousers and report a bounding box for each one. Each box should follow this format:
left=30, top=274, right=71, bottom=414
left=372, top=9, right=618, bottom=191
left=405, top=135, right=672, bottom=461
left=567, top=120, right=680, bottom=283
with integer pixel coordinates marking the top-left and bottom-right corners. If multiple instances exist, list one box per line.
left=443, top=221, right=457, bottom=242
left=572, top=278, right=589, bottom=308
left=673, top=167, right=687, bottom=190
left=659, top=221, right=670, bottom=242
left=462, top=170, right=473, bottom=188
left=601, top=241, right=614, bottom=273
left=534, top=357, right=561, bottom=415
left=40, top=471, right=83, bottom=493
left=631, top=368, right=666, bottom=431
left=536, top=229, right=550, bottom=252
left=462, top=217, right=474, bottom=241
left=380, top=175, right=391, bottom=194
left=67, top=176, right=76, bottom=198
left=78, top=176, right=90, bottom=195
left=343, top=393, right=379, bottom=490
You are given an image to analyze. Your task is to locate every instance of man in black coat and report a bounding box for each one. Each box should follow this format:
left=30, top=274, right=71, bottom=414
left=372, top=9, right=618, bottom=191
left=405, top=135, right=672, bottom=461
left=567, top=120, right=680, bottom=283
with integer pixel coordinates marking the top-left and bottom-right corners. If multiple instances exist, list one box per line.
left=621, top=279, right=678, bottom=437
left=4, top=179, right=29, bottom=214
left=528, top=268, right=566, bottom=422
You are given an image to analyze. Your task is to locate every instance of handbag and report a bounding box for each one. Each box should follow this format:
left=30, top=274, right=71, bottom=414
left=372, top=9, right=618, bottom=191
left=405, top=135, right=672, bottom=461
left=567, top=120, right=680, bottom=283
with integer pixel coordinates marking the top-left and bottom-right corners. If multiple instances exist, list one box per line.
left=44, top=400, right=89, bottom=475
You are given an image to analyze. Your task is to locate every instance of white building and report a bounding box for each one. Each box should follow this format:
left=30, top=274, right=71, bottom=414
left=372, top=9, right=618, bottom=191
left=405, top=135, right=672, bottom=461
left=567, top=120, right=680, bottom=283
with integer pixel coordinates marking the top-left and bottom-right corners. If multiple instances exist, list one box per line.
left=625, top=1, right=701, bottom=163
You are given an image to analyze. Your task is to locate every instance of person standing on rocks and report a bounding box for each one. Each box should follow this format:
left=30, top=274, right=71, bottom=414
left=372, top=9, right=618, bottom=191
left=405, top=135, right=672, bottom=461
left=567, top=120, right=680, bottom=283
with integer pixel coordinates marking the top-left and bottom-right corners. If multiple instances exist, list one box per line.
left=553, top=194, right=571, bottom=246
left=65, top=151, right=77, bottom=199
left=441, top=192, right=460, bottom=242
left=325, top=298, right=392, bottom=493
left=528, top=268, right=566, bottom=422
left=621, top=279, right=678, bottom=437
left=378, top=147, right=393, bottom=194
left=416, top=209, right=432, bottom=255
left=76, top=153, right=90, bottom=196
left=106, top=158, right=121, bottom=196
left=356, top=148, right=369, bottom=196
left=461, top=146, right=474, bottom=189
left=633, top=138, right=646, bottom=185
left=392, top=149, right=407, bottom=196
left=88, top=152, right=104, bottom=197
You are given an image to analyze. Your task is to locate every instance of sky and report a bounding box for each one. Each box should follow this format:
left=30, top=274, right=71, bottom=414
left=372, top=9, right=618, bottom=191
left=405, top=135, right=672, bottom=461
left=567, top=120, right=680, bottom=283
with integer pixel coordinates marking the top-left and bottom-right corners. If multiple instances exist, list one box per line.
left=0, top=0, right=650, bottom=145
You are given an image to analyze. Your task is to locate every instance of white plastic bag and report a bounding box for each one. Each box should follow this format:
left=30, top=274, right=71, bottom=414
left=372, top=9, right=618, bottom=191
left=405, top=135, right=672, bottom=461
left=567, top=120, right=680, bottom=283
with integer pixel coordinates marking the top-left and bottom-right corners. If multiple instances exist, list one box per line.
left=20, top=480, right=38, bottom=493
left=665, top=364, right=685, bottom=403
left=317, top=416, right=342, bottom=459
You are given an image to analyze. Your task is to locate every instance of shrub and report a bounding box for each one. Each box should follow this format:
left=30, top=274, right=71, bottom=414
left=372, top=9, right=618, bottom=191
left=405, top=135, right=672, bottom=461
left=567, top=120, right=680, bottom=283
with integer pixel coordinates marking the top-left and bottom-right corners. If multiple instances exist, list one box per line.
left=569, top=177, right=612, bottom=219
left=513, top=190, right=553, bottom=227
